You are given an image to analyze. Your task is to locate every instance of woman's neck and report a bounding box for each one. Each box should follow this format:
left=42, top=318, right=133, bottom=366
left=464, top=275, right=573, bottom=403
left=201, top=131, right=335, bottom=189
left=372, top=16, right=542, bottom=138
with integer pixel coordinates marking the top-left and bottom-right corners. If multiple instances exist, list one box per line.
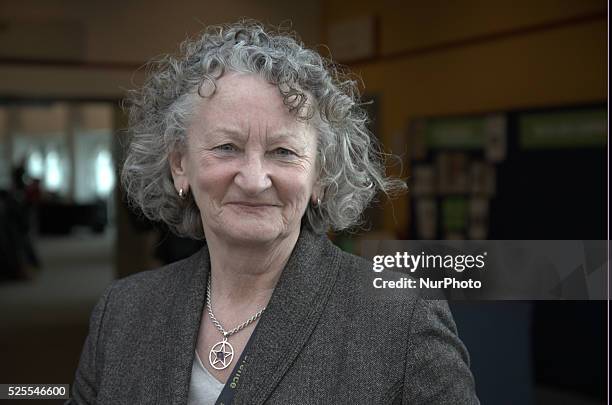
left=204, top=229, right=300, bottom=309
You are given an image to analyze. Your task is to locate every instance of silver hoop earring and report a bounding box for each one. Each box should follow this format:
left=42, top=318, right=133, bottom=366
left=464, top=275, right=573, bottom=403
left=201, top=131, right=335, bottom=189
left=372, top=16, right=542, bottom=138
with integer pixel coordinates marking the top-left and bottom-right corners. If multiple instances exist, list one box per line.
left=178, top=188, right=186, bottom=199
left=317, top=198, right=321, bottom=206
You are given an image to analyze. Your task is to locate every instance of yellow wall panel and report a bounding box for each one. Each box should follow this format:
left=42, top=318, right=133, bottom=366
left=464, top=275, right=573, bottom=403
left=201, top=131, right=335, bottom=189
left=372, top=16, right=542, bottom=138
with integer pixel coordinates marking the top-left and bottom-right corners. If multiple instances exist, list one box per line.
left=324, top=1, right=606, bottom=232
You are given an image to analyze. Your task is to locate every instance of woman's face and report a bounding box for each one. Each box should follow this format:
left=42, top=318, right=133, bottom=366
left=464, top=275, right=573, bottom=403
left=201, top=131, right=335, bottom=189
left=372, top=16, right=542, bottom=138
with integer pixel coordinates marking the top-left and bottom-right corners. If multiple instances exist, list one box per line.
left=171, top=72, right=319, bottom=245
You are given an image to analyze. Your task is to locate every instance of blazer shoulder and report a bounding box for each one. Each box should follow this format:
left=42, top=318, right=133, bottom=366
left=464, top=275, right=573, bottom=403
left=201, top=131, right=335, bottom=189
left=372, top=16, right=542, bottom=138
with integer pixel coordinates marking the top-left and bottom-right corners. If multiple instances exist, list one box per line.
left=330, top=246, right=478, bottom=403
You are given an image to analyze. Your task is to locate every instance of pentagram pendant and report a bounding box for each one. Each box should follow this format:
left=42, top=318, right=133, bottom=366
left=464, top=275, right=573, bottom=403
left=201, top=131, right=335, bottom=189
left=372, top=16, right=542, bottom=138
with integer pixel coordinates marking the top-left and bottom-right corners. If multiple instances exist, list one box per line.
left=209, top=338, right=234, bottom=370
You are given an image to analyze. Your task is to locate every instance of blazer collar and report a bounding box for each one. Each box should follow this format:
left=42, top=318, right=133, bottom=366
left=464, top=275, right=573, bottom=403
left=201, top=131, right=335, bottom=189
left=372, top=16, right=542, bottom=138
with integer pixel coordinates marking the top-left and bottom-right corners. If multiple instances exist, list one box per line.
left=166, top=228, right=341, bottom=405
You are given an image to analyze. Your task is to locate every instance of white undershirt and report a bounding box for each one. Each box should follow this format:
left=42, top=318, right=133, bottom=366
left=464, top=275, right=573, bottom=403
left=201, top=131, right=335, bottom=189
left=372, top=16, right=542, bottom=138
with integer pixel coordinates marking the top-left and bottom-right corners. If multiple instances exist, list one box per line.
left=187, top=350, right=225, bottom=405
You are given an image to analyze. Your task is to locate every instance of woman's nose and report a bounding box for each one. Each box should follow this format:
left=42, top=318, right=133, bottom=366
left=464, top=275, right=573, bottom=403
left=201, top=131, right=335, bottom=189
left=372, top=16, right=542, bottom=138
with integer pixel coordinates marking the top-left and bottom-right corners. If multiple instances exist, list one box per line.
left=234, top=154, right=272, bottom=195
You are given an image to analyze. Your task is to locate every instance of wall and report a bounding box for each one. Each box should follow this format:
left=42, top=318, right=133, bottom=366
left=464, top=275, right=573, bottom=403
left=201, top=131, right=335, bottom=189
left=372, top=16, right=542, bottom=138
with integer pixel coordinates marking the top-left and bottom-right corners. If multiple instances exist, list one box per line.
left=322, top=0, right=607, bottom=233
left=0, top=0, right=321, bottom=98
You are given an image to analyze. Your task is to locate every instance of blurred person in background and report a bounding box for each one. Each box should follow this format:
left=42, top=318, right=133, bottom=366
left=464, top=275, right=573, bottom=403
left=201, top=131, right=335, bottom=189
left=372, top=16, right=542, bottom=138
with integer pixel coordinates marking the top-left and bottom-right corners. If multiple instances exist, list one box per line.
left=0, top=160, right=40, bottom=281
left=0, top=188, right=31, bottom=280
left=69, top=20, right=479, bottom=404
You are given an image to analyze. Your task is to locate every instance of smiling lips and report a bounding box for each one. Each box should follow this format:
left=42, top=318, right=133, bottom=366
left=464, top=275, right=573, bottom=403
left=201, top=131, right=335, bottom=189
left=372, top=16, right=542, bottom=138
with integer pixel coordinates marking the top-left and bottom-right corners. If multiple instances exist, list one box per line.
left=226, top=202, right=279, bottom=208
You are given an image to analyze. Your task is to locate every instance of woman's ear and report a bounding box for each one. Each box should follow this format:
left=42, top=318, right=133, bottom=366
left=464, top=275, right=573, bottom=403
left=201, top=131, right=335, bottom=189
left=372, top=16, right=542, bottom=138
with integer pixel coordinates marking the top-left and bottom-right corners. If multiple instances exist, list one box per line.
left=168, top=149, right=189, bottom=192
left=311, top=182, right=324, bottom=204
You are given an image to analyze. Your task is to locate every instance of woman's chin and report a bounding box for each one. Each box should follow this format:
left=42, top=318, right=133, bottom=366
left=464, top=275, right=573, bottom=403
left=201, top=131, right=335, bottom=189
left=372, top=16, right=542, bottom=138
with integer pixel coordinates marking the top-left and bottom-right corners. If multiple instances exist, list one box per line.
left=217, top=221, right=285, bottom=245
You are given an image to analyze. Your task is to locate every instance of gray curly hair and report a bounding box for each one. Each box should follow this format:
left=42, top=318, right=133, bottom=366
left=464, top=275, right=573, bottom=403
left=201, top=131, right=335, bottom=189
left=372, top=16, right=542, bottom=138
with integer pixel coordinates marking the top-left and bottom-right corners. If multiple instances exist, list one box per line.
left=121, top=19, right=405, bottom=239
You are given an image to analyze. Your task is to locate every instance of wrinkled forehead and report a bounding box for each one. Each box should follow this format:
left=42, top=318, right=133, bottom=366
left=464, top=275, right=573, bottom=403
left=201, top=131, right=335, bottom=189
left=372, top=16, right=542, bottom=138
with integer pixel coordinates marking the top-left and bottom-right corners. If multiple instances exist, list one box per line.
left=187, top=72, right=318, bottom=145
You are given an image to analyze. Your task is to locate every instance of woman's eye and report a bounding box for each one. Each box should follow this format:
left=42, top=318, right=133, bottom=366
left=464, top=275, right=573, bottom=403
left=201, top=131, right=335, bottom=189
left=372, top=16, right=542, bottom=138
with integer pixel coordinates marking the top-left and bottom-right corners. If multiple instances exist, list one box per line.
left=273, top=148, right=295, bottom=157
left=214, top=144, right=237, bottom=152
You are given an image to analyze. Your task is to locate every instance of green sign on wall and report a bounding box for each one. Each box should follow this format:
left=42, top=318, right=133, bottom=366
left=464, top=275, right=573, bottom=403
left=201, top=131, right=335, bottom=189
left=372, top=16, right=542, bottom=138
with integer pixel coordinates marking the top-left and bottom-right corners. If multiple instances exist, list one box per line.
left=519, top=109, right=606, bottom=149
left=426, top=117, right=486, bottom=149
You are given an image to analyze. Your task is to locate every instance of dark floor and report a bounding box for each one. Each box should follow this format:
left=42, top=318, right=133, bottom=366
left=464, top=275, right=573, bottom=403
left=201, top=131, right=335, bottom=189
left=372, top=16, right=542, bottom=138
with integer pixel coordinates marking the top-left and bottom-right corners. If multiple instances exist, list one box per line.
left=0, top=229, right=115, bottom=404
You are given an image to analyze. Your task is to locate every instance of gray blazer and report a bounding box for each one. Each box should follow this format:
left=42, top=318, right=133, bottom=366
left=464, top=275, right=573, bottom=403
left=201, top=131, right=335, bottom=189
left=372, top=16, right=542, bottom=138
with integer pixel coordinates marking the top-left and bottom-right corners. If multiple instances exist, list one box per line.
left=69, top=228, right=479, bottom=404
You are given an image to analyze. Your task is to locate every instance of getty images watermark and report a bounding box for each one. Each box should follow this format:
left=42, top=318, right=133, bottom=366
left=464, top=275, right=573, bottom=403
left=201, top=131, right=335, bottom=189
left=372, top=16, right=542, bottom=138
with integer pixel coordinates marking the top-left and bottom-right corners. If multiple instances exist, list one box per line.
left=362, top=240, right=608, bottom=300
left=372, top=251, right=487, bottom=289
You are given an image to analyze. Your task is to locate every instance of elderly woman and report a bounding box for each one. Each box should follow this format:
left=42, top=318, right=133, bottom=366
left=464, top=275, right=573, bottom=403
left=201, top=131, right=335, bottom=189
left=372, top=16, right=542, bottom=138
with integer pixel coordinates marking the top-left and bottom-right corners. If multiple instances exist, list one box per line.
left=70, top=21, right=478, bottom=404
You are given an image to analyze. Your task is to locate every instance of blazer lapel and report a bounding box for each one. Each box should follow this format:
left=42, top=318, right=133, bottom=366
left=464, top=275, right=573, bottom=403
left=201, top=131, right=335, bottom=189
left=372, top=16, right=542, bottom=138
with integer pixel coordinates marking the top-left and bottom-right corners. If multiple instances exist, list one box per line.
left=232, top=229, right=341, bottom=404
left=164, top=247, right=210, bottom=405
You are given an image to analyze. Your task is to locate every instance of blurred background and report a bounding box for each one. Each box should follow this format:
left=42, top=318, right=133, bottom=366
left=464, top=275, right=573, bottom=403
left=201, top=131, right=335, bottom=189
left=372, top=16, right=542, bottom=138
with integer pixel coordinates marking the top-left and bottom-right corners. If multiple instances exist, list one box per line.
left=0, top=1, right=607, bottom=404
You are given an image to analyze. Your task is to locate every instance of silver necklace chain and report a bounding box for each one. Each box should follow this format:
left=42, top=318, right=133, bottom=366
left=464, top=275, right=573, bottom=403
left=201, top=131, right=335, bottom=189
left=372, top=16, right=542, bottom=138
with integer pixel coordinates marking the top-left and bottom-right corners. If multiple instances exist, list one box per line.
left=206, top=276, right=266, bottom=338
